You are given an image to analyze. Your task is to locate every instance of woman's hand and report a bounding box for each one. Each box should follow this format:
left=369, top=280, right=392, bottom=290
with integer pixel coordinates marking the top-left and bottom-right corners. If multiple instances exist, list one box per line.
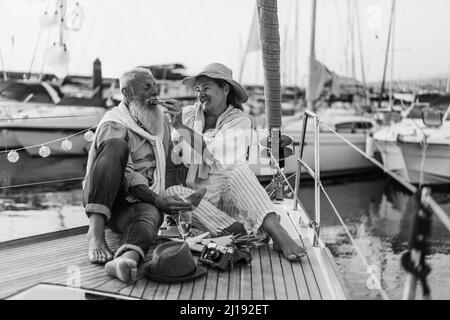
left=162, top=99, right=184, bottom=129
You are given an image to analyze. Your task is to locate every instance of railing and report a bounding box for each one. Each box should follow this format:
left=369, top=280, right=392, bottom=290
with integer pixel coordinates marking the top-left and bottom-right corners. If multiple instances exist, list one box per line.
left=284, top=109, right=450, bottom=300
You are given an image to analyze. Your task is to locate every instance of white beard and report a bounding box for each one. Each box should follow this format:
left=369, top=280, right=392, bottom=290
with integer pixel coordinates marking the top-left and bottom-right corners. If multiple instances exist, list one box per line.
left=129, top=101, right=165, bottom=137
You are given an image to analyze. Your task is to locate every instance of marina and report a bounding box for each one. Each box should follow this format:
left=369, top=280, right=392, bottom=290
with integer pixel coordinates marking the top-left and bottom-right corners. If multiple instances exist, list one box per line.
left=1, top=0, right=450, bottom=302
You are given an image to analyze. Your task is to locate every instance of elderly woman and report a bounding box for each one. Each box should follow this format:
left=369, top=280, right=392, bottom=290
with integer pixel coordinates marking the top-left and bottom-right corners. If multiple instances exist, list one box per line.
left=163, top=63, right=305, bottom=261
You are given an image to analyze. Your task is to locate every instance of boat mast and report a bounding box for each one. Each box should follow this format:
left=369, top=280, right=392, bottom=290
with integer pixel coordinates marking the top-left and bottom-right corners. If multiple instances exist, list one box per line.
left=379, top=0, right=396, bottom=108
left=257, top=0, right=283, bottom=199
left=354, top=0, right=368, bottom=95
left=307, top=0, right=317, bottom=111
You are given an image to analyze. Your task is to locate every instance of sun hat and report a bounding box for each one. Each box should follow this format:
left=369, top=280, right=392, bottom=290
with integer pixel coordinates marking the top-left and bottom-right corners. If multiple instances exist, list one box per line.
left=145, top=241, right=206, bottom=283
left=181, top=63, right=248, bottom=103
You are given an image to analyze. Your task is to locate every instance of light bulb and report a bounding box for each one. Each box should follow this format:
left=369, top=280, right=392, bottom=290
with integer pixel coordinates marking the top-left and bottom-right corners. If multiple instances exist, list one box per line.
left=84, top=131, right=95, bottom=142
left=61, top=139, right=73, bottom=151
left=39, top=145, right=51, bottom=158
left=7, top=150, right=19, bottom=163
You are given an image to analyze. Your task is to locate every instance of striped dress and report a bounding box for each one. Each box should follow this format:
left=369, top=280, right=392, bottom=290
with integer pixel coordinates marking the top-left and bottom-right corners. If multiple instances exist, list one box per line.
left=167, top=103, right=276, bottom=236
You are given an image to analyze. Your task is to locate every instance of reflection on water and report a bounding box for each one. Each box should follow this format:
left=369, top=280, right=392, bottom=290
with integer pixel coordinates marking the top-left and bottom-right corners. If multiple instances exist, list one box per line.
left=298, top=175, right=450, bottom=300
left=1, top=155, right=450, bottom=299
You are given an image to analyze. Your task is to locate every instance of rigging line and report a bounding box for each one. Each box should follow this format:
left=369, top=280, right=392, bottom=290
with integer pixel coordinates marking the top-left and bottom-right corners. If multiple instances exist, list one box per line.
left=266, top=152, right=322, bottom=245
left=264, top=172, right=296, bottom=191
left=0, top=114, right=99, bottom=121
left=27, top=0, right=51, bottom=76
left=0, top=126, right=95, bottom=154
left=0, top=47, right=7, bottom=81
left=266, top=152, right=316, bottom=231
left=75, top=0, right=101, bottom=75
left=319, top=182, right=390, bottom=300
left=0, top=177, right=84, bottom=190
left=39, top=25, right=54, bottom=81
left=318, top=120, right=416, bottom=194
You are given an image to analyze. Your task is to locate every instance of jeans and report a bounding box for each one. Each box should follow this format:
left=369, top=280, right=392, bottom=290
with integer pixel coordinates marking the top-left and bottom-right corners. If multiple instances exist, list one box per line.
left=83, top=138, right=163, bottom=259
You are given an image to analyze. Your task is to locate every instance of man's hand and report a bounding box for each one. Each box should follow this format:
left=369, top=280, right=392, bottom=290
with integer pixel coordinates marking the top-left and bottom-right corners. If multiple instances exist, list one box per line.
left=162, top=99, right=183, bottom=129
left=155, top=194, right=194, bottom=214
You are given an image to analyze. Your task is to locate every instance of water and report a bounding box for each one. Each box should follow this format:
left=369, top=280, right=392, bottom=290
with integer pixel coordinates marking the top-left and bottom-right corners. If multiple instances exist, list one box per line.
left=1, top=155, right=450, bottom=300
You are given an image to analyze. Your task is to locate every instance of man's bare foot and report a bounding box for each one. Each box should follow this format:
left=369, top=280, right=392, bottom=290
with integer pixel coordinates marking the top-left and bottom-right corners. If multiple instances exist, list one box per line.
left=105, top=249, right=140, bottom=283
left=87, top=233, right=113, bottom=265
left=185, top=188, right=207, bottom=207
left=262, top=212, right=306, bottom=262
left=87, top=213, right=113, bottom=264
left=105, top=257, right=138, bottom=283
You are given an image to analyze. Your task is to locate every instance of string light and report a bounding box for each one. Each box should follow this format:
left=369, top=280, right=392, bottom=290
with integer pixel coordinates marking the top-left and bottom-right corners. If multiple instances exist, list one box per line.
left=84, top=130, right=95, bottom=142
left=1, top=126, right=95, bottom=163
left=7, top=150, right=19, bottom=163
left=61, top=138, right=73, bottom=151
left=39, top=145, right=51, bottom=158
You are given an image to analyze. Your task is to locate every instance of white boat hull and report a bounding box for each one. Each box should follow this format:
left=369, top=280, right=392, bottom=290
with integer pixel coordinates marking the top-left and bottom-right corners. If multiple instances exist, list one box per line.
left=398, top=142, right=450, bottom=185
left=373, top=140, right=409, bottom=180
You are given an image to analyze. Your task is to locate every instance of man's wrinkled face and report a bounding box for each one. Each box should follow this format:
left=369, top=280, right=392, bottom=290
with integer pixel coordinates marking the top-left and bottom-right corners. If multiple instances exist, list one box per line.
left=132, top=73, right=158, bottom=106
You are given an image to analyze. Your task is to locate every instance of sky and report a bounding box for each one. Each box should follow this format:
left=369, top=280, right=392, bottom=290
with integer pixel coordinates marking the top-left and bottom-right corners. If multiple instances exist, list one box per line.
left=0, top=0, right=449, bottom=86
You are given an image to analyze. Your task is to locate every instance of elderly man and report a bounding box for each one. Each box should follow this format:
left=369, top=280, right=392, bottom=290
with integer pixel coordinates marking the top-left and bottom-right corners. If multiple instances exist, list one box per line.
left=82, top=67, right=204, bottom=283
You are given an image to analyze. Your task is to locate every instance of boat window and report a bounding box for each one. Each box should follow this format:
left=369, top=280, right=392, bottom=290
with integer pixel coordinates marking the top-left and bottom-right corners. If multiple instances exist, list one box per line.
left=335, top=122, right=354, bottom=133
left=407, top=103, right=447, bottom=119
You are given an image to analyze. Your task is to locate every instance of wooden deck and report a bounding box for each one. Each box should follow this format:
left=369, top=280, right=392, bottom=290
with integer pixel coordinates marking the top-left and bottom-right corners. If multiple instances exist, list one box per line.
left=0, top=201, right=349, bottom=300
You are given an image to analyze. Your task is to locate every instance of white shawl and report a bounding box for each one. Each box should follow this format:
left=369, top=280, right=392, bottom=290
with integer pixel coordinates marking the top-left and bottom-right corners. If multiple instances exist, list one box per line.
left=84, top=102, right=166, bottom=195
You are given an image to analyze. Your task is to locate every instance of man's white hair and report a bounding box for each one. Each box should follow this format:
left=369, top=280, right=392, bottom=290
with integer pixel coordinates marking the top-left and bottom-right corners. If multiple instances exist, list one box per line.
left=119, top=67, right=155, bottom=93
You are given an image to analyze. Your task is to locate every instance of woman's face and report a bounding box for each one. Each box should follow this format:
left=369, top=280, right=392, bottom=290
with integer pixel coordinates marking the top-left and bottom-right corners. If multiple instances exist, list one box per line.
left=195, top=76, right=229, bottom=116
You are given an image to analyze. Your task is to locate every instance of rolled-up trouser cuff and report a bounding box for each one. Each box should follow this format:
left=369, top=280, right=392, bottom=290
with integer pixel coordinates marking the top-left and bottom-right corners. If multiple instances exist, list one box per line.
left=114, top=243, right=146, bottom=261
left=85, top=203, right=112, bottom=222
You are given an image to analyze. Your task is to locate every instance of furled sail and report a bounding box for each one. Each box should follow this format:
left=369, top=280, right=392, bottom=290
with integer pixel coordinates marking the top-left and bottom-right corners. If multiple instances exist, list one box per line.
left=256, top=0, right=282, bottom=130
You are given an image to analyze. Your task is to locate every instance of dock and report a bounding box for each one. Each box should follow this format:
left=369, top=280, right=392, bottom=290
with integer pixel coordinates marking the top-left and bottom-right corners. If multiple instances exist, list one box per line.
left=0, top=200, right=349, bottom=300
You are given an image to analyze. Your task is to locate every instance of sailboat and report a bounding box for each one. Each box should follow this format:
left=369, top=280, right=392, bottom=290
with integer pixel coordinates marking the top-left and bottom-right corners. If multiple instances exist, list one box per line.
left=0, top=0, right=353, bottom=300
left=372, top=0, right=450, bottom=185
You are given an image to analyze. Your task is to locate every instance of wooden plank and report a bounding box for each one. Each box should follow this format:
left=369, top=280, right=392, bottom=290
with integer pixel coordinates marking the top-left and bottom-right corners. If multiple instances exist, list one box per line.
left=141, top=280, right=159, bottom=300
left=129, top=279, right=148, bottom=299
left=153, top=283, right=170, bottom=300
left=240, top=261, right=252, bottom=300
left=118, top=282, right=135, bottom=296
left=178, top=280, right=194, bottom=300
left=279, top=251, right=300, bottom=300
left=0, top=226, right=88, bottom=250
left=190, top=272, right=207, bottom=300
left=250, top=247, right=264, bottom=300
left=0, top=245, right=88, bottom=278
left=165, top=282, right=182, bottom=300
left=0, top=236, right=121, bottom=268
left=268, top=249, right=288, bottom=300
left=298, top=238, right=322, bottom=300
left=0, top=272, right=66, bottom=299
left=259, top=246, right=275, bottom=300
left=215, top=270, right=229, bottom=300
left=0, top=254, right=90, bottom=283
left=94, top=278, right=130, bottom=294
left=322, top=247, right=350, bottom=300
left=227, top=265, right=241, bottom=300
left=202, top=268, right=219, bottom=300
left=304, top=245, right=333, bottom=300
